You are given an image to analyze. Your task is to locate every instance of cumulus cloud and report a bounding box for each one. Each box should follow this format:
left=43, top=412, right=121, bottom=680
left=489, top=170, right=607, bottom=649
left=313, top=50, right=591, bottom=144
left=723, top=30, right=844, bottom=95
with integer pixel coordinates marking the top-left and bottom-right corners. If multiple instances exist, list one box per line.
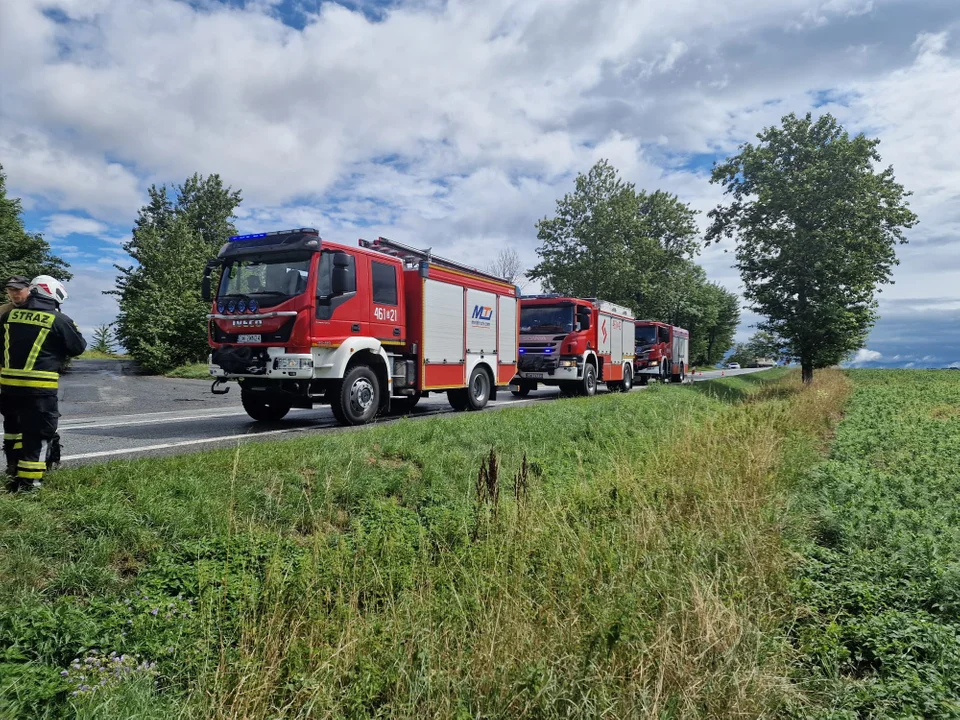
left=851, top=349, right=883, bottom=365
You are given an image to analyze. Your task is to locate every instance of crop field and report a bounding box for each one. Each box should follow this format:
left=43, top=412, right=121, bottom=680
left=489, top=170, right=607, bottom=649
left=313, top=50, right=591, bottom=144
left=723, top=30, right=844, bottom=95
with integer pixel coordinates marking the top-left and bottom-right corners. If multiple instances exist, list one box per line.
left=788, top=370, right=960, bottom=718
left=0, top=369, right=852, bottom=718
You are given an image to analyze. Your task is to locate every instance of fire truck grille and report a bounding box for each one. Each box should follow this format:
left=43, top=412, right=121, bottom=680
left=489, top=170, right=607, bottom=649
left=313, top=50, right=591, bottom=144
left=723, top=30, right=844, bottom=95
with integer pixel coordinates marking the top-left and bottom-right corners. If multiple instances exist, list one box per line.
left=519, top=355, right=559, bottom=372
left=212, top=317, right=295, bottom=344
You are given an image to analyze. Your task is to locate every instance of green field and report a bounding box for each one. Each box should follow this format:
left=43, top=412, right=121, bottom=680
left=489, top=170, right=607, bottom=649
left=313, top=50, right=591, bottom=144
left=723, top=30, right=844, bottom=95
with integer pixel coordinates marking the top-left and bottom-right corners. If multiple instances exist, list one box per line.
left=164, top=362, right=212, bottom=379
left=788, top=370, right=960, bottom=718
left=24, top=367, right=960, bottom=718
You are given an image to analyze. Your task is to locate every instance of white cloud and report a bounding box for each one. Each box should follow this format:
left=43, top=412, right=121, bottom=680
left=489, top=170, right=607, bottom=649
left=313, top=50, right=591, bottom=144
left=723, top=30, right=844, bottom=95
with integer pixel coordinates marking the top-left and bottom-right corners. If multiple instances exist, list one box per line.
left=850, top=348, right=883, bottom=365
left=0, top=0, right=958, bottom=350
left=44, top=214, right=110, bottom=239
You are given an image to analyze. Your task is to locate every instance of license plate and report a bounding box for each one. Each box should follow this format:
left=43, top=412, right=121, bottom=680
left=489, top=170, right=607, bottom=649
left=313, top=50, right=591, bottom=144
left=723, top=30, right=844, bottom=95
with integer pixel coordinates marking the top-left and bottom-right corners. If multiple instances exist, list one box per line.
left=237, top=334, right=261, bottom=344
left=526, top=373, right=544, bottom=379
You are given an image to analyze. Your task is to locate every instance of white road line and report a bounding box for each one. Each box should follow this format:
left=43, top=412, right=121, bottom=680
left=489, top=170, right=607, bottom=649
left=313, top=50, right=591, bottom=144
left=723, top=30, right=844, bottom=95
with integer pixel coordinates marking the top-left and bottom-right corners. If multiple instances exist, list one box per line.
left=62, top=406, right=245, bottom=426
left=60, top=428, right=303, bottom=461
left=60, top=409, right=261, bottom=431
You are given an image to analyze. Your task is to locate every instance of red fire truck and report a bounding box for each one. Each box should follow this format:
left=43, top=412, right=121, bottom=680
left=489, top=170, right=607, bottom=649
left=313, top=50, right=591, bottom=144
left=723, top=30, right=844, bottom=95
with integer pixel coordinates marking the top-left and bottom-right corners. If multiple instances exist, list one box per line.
left=510, top=295, right=635, bottom=397
left=202, top=230, right=519, bottom=425
left=633, top=321, right=689, bottom=384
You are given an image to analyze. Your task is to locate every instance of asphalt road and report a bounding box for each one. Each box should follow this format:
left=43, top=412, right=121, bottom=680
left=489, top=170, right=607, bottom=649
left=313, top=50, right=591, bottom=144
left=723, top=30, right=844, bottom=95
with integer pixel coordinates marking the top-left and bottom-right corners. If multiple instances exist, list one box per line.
left=54, top=360, right=767, bottom=467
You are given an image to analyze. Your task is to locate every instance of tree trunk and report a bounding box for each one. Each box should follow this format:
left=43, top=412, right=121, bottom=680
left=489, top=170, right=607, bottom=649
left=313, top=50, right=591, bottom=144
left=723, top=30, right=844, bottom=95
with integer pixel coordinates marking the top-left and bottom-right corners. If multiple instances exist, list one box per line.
left=801, top=358, right=814, bottom=384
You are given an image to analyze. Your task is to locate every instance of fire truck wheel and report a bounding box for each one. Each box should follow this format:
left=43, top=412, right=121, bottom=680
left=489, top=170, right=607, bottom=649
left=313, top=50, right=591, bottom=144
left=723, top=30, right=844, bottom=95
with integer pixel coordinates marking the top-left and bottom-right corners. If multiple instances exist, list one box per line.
left=465, top=366, right=492, bottom=410
left=240, top=388, right=292, bottom=422
left=333, top=365, right=381, bottom=425
left=581, top=363, right=598, bottom=397
left=638, top=375, right=649, bottom=386
left=621, top=365, right=634, bottom=392
left=511, top=385, right=531, bottom=398
left=660, top=360, right=669, bottom=383
left=672, top=363, right=685, bottom=384
left=446, top=388, right=469, bottom=411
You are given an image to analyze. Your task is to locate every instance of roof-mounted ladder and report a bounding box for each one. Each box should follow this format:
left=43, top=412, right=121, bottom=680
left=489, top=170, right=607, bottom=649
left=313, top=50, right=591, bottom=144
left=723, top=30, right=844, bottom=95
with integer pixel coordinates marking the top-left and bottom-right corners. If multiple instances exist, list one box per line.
left=358, top=236, right=512, bottom=285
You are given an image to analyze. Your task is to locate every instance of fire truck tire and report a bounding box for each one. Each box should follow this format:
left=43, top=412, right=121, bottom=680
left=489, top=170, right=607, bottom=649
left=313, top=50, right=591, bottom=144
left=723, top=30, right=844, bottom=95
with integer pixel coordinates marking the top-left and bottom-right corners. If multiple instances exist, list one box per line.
left=511, top=385, right=531, bottom=398
left=240, top=388, right=292, bottom=422
left=672, top=363, right=685, bottom=384
left=332, top=365, right=381, bottom=425
left=660, top=360, right=669, bottom=383
left=580, top=363, right=598, bottom=397
left=619, top=365, right=634, bottom=392
left=465, top=366, right=492, bottom=411
left=638, top=375, right=649, bottom=386
left=446, top=388, right=469, bottom=411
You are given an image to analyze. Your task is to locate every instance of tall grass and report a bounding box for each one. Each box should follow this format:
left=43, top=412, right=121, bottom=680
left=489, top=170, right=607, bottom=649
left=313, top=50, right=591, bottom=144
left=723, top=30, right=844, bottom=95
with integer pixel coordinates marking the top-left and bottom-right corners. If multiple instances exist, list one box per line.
left=0, top=369, right=850, bottom=718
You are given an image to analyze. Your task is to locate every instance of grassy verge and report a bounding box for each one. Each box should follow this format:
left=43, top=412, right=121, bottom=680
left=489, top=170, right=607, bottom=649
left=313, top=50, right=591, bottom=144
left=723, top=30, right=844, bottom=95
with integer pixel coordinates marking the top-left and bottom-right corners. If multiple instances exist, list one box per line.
left=164, top=363, right=211, bottom=379
left=0, top=368, right=848, bottom=718
left=788, top=370, right=960, bottom=717
left=77, top=351, right=126, bottom=360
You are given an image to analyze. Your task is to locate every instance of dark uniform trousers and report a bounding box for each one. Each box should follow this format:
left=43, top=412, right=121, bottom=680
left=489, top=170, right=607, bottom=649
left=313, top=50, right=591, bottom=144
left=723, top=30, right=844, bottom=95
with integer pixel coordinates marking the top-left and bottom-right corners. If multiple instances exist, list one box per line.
left=1, top=394, right=59, bottom=482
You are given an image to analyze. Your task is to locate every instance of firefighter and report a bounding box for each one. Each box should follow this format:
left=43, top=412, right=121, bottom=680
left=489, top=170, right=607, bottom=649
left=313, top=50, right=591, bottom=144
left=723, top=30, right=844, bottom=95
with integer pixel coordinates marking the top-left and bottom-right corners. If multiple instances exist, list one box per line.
left=0, top=275, right=86, bottom=491
left=0, top=275, right=31, bottom=318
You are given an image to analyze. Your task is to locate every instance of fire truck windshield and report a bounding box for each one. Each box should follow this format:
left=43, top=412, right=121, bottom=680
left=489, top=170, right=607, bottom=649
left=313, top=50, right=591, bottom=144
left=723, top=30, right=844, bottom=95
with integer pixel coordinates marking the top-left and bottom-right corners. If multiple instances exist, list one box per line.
left=635, top=325, right=658, bottom=347
left=218, top=258, right=310, bottom=308
left=520, top=306, right=574, bottom=333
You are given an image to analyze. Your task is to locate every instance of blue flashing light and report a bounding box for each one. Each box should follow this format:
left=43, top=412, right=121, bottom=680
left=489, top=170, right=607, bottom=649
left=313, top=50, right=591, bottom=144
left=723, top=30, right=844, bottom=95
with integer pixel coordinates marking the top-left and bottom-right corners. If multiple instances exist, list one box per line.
left=238, top=299, right=247, bottom=313
left=227, top=300, right=237, bottom=313
left=217, top=301, right=225, bottom=314
left=229, top=232, right=268, bottom=241
left=518, top=348, right=526, bottom=354
left=248, top=299, right=258, bottom=313
left=543, top=348, right=553, bottom=354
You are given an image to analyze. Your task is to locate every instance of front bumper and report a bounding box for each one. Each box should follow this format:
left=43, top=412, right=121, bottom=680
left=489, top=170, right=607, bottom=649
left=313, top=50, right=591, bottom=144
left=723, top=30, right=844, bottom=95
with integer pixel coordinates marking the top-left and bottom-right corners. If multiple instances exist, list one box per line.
left=209, top=347, right=315, bottom=380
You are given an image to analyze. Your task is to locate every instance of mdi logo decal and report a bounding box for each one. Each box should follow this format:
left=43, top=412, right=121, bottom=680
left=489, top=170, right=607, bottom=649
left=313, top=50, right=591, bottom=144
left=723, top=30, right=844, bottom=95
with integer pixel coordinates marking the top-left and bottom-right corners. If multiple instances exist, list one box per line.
left=471, top=305, right=493, bottom=327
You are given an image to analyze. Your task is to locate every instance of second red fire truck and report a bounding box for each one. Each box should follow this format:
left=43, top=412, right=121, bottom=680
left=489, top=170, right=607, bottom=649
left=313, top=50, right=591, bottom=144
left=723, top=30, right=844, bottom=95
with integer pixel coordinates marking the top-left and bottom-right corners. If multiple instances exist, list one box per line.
left=510, top=295, right=636, bottom=397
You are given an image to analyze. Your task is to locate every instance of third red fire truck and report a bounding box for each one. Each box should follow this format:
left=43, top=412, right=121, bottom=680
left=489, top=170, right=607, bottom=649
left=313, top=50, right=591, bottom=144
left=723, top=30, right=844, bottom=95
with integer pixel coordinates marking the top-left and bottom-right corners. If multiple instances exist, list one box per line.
left=510, top=295, right=635, bottom=397
left=633, top=321, right=689, bottom=384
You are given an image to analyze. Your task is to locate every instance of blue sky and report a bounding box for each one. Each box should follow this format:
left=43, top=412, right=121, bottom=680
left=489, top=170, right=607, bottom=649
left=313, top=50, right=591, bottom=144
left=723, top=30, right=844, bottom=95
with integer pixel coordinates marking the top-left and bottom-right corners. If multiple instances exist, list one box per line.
left=3, top=0, right=960, bottom=368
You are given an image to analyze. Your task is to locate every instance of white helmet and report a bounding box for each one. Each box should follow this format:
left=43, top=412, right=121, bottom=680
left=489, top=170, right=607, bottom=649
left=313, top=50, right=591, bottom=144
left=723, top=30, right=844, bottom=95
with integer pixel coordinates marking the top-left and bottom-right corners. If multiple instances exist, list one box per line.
left=30, top=275, right=68, bottom=304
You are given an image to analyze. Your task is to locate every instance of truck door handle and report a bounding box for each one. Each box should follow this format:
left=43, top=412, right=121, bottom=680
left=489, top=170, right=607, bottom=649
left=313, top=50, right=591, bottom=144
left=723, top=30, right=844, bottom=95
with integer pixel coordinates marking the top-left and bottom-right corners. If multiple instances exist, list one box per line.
left=351, top=324, right=360, bottom=332
left=393, top=327, right=401, bottom=336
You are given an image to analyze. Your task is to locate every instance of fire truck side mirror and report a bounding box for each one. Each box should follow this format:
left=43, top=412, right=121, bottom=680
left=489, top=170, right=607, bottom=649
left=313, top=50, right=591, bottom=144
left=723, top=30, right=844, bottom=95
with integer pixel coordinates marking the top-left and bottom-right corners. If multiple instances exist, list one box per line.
left=331, top=251, right=352, bottom=295
left=577, top=309, right=591, bottom=331
left=201, top=259, right=217, bottom=302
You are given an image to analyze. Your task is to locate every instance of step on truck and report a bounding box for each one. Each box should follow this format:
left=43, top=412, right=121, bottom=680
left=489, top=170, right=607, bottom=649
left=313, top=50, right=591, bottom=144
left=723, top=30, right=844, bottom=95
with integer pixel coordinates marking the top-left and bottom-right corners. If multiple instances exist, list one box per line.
left=633, top=321, right=689, bottom=384
left=202, top=229, right=519, bottom=425
left=509, top=295, right=635, bottom=397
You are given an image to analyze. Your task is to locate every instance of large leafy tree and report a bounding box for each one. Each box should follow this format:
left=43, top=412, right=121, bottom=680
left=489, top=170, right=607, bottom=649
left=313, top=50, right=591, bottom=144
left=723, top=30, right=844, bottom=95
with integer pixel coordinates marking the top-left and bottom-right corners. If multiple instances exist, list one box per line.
left=707, top=113, right=918, bottom=383
left=112, top=174, right=241, bottom=373
left=528, top=160, right=698, bottom=302
left=0, top=163, right=71, bottom=282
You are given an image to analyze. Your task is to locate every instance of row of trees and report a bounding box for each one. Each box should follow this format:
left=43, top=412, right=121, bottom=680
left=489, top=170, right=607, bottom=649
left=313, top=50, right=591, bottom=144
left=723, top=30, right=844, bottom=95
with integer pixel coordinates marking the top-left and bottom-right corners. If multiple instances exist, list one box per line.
left=526, top=160, right=740, bottom=367
left=3, top=111, right=917, bottom=382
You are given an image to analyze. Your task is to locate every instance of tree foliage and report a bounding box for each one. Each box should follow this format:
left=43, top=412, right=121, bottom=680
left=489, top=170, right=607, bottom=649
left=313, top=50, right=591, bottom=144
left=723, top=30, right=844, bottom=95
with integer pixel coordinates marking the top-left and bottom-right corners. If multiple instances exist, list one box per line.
left=707, top=113, right=918, bottom=382
left=112, top=174, right=241, bottom=373
left=0, top=163, right=71, bottom=282
left=726, top=331, right=785, bottom=367
left=90, top=323, right=117, bottom=355
left=529, top=160, right=739, bottom=366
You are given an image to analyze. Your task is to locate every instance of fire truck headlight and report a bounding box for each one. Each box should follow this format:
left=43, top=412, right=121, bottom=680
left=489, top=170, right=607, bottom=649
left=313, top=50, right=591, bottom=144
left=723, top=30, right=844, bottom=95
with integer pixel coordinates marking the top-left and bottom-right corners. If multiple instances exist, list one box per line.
left=274, top=358, right=314, bottom=370
left=217, top=301, right=225, bottom=314
left=559, top=359, right=577, bottom=368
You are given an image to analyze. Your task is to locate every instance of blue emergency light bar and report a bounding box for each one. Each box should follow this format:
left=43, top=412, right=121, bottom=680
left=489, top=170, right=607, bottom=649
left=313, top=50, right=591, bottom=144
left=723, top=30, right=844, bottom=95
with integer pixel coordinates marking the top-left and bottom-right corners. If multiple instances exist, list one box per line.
left=228, top=228, right=319, bottom=242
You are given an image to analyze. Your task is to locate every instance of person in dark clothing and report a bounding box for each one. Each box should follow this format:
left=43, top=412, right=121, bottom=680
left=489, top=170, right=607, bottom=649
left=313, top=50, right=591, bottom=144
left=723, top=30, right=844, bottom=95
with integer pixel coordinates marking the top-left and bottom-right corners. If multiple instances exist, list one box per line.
left=0, top=275, right=86, bottom=491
